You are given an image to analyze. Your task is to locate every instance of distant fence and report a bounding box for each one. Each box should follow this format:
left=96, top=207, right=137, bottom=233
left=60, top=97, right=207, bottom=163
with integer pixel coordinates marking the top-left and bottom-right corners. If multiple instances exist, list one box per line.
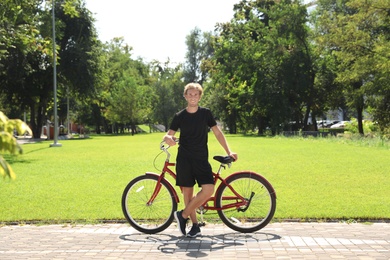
left=282, top=130, right=344, bottom=137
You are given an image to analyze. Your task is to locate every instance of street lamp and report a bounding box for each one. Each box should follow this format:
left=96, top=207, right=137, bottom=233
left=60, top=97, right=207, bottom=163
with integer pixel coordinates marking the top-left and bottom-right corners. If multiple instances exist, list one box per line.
left=50, top=0, right=62, bottom=147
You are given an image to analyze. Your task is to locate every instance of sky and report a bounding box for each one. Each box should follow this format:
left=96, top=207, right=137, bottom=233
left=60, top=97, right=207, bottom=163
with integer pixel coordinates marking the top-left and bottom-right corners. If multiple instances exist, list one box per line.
left=84, top=0, right=240, bottom=65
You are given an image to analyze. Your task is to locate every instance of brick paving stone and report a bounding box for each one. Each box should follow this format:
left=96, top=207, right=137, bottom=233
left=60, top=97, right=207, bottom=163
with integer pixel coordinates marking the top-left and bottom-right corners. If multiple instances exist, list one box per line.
left=0, top=222, right=389, bottom=259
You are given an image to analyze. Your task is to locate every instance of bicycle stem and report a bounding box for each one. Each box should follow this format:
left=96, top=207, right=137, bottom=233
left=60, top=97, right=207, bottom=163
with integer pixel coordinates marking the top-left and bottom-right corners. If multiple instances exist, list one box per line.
left=160, top=141, right=172, bottom=161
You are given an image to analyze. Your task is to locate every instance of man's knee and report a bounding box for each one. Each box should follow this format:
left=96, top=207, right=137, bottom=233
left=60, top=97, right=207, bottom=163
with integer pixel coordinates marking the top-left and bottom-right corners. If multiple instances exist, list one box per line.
left=201, top=184, right=214, bottom=197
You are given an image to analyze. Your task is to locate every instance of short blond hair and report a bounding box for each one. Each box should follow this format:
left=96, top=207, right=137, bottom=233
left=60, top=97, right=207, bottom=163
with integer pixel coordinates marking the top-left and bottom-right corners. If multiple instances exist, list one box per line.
left=183, top=83, right=203, bottom=97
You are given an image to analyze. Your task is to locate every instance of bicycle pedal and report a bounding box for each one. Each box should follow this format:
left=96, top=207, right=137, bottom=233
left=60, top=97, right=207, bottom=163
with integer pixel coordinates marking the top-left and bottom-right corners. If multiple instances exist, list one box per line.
left=198, top=222, right=206, bottom=227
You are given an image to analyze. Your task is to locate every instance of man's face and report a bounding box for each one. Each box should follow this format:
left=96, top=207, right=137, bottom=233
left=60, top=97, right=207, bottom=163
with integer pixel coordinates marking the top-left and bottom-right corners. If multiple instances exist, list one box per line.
left=185, top=88, right=201, bottom=107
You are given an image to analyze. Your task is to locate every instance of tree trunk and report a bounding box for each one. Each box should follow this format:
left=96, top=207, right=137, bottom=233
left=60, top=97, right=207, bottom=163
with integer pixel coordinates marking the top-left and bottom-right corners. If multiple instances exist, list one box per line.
left=311, top=113, right=318, bottom=131
left=356, top=97, right=364, bottom=135
left=227, top=111, right=237, bottom=134
left=29, top=102, right=44, bottom=139
left=303, top=102, right=312, bottom=131
left=257, top=116, right=266, bottom=136
left=29, top=104, right=38, bottom=138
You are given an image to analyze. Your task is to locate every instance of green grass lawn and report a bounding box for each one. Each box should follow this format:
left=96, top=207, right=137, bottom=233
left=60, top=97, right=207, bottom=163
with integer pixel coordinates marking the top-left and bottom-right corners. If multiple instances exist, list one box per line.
left=1, top=133, right=389, bottom=224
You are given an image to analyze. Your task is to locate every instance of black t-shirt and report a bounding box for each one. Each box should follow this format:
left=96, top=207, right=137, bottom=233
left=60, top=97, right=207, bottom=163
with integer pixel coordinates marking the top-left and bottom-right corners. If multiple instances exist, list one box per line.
left=169, top=107, right=217, bottom=160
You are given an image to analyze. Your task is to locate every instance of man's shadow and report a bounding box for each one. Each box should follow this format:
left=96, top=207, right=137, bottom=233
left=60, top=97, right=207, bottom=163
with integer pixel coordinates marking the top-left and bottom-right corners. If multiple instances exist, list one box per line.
left=119, top=231, right=281, bottom=258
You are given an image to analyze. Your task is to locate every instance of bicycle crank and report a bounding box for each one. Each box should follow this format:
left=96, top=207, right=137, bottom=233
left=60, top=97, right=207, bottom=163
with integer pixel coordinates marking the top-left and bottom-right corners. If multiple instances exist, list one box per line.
left=196, top=204, right=208, bottom=214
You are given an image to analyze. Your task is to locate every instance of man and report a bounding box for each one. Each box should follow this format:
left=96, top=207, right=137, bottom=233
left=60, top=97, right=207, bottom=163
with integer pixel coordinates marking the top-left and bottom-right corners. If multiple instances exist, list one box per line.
left=163, top=82, right=238, bottom=237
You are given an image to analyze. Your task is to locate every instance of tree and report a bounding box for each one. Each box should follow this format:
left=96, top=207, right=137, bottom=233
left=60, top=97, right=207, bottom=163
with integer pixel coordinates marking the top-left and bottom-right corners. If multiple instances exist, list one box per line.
left=56, top=0, right=101, bottom=100
left=0, top=0, right=101, bottom=138
left=0, top=0, right=49, bottom=137
left=105, top=75, right=154, bottom=134
left=183, top=28, right=214, bottom=85
left=0, top=0, right=41, bottom=62
left=209, top=0, right=314, bottom=134
left=313, top=0, right=390, bottom=135
left=150, top=61, right=184, bottom=131
left=96, top=38, right=155, bottom=134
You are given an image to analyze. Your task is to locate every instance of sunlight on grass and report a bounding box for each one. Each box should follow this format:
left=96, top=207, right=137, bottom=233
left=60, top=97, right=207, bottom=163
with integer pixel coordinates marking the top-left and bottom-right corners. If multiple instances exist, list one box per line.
left=0, top=133, right=389, bottom=223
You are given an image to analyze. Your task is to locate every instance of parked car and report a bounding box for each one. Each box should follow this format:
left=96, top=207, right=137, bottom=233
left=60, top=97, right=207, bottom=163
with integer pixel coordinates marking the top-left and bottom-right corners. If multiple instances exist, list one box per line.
left=317, top=120, right=340, bottom=128
left=330, top=121, right=350, bottom=129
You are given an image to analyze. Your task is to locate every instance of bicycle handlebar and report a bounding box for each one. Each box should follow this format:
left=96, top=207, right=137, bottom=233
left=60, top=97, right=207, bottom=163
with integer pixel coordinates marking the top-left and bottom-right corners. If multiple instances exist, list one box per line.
left=160, top=138, right=179, bottom=150
left=160, top=139, right=234, bottom=166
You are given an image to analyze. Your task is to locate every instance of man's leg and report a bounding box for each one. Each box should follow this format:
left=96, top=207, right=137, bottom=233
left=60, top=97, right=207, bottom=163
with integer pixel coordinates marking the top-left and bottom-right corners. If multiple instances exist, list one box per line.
left=182, top=187, right=197, bottom=224
left=181, top=184, right=214, bottom=219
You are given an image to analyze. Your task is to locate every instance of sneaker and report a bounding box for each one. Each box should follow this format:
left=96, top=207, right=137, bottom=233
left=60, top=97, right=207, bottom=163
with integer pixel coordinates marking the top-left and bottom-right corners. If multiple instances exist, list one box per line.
left=187, top=224, right=201, bottom=238
left=174, top=210, right=188, bottom=236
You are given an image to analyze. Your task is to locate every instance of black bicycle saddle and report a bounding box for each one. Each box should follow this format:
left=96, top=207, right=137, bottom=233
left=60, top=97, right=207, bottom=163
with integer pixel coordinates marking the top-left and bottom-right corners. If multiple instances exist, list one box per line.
left=213, top=155, right=235, bottom=164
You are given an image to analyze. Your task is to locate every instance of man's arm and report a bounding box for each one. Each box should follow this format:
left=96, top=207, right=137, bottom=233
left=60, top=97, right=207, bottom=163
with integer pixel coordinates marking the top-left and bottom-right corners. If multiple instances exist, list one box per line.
left=163, top=129, right=177, bottom=146
left=211, top=125, right=238, bottom=161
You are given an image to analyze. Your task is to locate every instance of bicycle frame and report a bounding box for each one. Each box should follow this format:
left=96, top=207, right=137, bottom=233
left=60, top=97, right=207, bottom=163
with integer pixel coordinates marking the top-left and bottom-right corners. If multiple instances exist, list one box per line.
left=208, top=172, right=253, bottom=211
left=145, top=146, right=253, bottom=212
left=145, top=161, right=179, bottom=204
left=123, top=141, right=276, bottom=234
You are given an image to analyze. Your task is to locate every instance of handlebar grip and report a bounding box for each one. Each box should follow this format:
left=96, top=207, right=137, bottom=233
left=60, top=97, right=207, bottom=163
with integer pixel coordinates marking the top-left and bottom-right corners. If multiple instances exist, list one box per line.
left=160, top=138, right=179, bottom=150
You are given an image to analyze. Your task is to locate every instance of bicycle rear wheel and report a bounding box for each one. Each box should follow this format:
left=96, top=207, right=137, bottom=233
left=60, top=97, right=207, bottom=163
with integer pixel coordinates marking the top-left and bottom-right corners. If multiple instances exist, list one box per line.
left=216, top=172, right=276, bottom=233
left=121, top=174, right=177, bottom=234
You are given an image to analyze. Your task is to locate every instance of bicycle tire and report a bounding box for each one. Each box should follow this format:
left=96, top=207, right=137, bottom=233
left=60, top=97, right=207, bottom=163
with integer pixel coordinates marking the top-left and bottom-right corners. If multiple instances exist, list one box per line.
left=216, top=172, right=276, bottom=233
left=121, top=174, right=177, bottom=234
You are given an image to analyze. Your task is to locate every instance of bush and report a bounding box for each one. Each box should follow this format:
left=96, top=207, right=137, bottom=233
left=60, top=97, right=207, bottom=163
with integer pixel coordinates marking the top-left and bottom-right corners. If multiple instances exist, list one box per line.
left=345, top=118, right=379, bottom=136
left=0, top=111, right=32, bottom=179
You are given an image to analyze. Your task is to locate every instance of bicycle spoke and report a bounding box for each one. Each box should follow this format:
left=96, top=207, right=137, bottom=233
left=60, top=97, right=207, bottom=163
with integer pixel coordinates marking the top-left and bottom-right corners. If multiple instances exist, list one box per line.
left=216, top=172, right=276, bottom=233
left=122, top=175, right=177, bottom=234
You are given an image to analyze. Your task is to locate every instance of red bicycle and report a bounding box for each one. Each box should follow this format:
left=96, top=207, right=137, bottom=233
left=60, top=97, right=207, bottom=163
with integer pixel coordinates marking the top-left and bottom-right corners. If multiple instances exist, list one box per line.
left=121, top=141, right=276, bottom=234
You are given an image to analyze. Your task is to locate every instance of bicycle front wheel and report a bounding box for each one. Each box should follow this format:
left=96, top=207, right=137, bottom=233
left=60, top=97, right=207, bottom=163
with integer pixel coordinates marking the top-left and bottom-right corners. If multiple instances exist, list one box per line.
left=121, top=174, right=177, bottom=234
left=216, top=172, right=276, bottom=233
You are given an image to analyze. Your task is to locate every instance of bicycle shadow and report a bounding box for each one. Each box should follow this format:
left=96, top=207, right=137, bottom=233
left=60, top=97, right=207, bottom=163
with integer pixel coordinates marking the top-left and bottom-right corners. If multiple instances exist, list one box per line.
left=119, top=230, right=281, bottom=258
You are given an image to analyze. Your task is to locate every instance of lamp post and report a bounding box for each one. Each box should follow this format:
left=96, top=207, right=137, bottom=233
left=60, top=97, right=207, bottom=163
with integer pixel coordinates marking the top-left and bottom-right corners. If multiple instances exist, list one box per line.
left=67, top=86, right=70, bottom=135
left=50, top=0, right=62, bottom=147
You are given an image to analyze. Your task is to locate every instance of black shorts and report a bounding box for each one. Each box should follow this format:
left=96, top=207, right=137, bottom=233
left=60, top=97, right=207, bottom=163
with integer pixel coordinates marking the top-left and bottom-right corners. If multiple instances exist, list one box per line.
left=175, top=156, right=214, bottom=187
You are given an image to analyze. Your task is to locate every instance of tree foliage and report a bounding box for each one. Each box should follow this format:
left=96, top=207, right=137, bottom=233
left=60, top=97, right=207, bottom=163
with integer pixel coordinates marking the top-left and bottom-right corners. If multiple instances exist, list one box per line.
left=183, top=28, right=214, bottom=85
left=88, top=38, right=156, bottom=134
left=1, top=0, right=389, bottom=139
left=208, top=0, right=315, bottom=134
left=0, top=0, right=100, bottom=138
left=312, top=0, right=390, bottom=134
left=151, top=61, right=185, bottom=131
left=0, top=111, right=32, bottom=179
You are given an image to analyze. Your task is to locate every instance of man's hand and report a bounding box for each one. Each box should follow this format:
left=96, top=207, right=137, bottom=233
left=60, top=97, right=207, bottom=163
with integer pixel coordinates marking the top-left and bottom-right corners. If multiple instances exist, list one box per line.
left=164, top=135, right=177, bottom=146
left=229, top=152, right=238, bottom=162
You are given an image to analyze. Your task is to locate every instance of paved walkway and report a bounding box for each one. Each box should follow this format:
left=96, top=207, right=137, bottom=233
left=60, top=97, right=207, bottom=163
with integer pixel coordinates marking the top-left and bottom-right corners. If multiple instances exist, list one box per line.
left=1, top=222, right=389, bottom=259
